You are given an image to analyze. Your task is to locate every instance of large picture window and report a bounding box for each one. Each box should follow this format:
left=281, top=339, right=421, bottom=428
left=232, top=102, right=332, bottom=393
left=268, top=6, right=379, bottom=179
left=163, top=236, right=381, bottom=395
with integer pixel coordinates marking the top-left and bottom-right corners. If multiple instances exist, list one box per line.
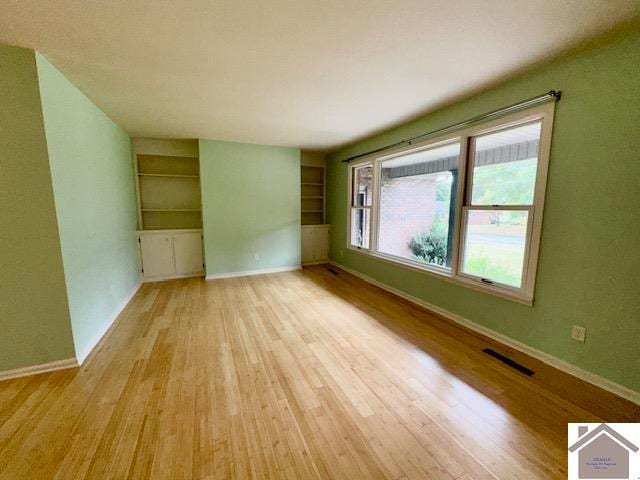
left=347, top=103, right=554, bottom=303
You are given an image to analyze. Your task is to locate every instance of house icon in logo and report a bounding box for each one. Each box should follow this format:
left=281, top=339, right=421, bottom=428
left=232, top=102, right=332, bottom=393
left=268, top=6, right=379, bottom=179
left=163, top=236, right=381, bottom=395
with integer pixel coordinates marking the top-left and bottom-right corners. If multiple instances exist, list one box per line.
left=569, top=424, right=639, bottom=479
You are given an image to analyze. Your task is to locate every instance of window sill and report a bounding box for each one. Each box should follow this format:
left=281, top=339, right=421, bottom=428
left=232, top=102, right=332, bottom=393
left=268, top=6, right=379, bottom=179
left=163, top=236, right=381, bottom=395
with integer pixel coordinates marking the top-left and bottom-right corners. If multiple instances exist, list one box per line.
left=345, top=246, right=533, bottom=307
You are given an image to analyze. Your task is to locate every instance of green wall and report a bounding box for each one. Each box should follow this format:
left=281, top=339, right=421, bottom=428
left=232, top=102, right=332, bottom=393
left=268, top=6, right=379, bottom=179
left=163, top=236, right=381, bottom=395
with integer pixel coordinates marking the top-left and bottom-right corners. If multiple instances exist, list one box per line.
left=199, top=140, right=300, bottom=275
left=0, top=45, right=76, bottom=371
left=327, top=30, right=640, bottom=391
left=36, top=54, right=140, bottom=362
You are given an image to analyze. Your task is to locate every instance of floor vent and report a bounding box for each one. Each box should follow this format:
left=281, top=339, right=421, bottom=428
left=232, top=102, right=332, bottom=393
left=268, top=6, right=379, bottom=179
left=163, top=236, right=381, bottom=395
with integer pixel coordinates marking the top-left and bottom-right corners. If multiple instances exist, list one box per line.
left=482, top=348, right=535, bottom=376
left=328, top=268, right=339, bottom=275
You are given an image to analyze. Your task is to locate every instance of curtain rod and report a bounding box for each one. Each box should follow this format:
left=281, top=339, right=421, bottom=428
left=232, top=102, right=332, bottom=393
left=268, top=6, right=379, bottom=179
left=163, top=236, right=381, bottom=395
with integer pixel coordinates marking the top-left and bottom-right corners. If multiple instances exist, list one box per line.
left=342, top=90, right=561, bottom=163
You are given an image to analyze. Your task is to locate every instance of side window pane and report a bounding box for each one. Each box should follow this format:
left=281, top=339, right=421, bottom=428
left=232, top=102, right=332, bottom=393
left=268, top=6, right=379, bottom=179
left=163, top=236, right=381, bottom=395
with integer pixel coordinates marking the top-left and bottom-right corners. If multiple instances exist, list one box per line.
left=461, top=210, right=528, bottom=287
left=350, top=208, right=370, bottom=248
left=471, top=122, right=541, bottom=206
left=353, top=165, right=373, bottom=207
left=377, top=142, right=460, bottom=268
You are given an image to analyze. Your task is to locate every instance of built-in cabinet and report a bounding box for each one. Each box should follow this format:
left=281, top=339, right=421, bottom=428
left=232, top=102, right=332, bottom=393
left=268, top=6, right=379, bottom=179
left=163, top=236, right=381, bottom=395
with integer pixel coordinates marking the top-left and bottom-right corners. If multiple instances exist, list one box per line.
left=138, top=229, right=204, bottom=281
left=301, top=225, right=330, bottom=264
left=300, top=152, right=329, bottom=265
left=133, top=139, right=205, bottom=281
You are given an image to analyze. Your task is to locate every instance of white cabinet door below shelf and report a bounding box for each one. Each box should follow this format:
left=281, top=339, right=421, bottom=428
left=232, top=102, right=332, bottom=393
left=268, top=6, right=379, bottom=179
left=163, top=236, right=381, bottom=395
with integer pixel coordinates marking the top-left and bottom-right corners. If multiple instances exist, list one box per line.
left=302, top=225, right=329, bottom=265
left=301, top=228, right=314, bottom=264
left=140, top=234, right=175, bottom=277
left=174, top=232, right=204, bottom=274
left=312, top=227, right=329, bottom=262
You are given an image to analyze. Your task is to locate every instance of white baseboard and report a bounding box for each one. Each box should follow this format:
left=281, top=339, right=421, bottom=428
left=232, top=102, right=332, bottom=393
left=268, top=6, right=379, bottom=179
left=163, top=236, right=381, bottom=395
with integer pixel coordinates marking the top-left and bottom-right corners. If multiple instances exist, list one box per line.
left=75, top=281, right=142, bottom=365
left=142, top=271, right=204, bottom=283
left=206, top=265, right=301, bottom=280
left=329, top=261, right=640, bottom=406
left=0, top=358, right=78, bottom=382
left=0, top=280, right=142, bottom=381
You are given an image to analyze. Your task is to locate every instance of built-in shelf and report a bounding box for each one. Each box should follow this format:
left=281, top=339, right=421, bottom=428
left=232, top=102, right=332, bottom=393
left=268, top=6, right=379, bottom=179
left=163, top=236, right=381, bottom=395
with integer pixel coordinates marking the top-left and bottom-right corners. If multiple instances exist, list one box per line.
left=142, top=208, right=201, bottom=212
left=138, top=173, right=199, bottom=178
left=301, top=164, right=325, bottom=225
left=135, top=153, right=202, bottom=230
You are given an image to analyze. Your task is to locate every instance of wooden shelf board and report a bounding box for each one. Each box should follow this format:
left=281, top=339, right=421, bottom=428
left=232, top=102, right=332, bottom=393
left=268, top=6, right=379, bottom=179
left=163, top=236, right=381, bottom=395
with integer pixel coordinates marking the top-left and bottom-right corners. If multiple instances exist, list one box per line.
left=301, top=196, right=324, bottom=199
left=302, top=210, right=323, bottom=213
left=142, top=208, right=201, bottom=212
left=301, top=182, right=324, bottom=186
left=138, top=173, right=199, bottom=178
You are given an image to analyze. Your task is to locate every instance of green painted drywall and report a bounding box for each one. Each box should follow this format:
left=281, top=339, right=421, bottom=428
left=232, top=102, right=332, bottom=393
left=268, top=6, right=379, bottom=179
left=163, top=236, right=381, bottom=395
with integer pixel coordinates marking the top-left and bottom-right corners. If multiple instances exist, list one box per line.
left=327, top=30, right=640, bottom=391
left=36, top=54, right=140, bottom=362
left=0, top=45, right=76, bottom=371
left=199, top=140, right=301, bottom=275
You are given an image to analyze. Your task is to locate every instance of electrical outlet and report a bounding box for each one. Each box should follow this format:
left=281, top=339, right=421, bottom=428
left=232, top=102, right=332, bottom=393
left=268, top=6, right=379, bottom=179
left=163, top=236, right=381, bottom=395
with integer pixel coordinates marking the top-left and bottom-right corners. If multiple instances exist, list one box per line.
left=254, top=253, right=260, bottom=261
left=571, top=325, right=586, bottom=343
left=340, top=249, right=344, bottom=257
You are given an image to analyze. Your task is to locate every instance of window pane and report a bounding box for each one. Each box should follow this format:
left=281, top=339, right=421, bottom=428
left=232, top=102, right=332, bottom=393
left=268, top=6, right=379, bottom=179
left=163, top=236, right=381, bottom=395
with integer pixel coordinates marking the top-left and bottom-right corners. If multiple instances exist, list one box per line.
left=471, top=122, right=541, bottom=206
left=353, top=165, right=373, bottom=207
left=377, top=142, right=460, bottom=268
left=461, top=210, right=528, bottom=287
left=350, top=208, right=370, bottom=248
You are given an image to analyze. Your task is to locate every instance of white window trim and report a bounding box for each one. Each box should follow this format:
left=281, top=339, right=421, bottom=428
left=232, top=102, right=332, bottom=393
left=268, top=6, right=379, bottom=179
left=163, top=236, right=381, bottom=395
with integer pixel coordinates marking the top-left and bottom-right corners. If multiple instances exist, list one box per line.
left=349, top=163, right=374, bottom=250
left=346, top=102, right=556, bottom=305
left=457, top=205, right=535, bottom=294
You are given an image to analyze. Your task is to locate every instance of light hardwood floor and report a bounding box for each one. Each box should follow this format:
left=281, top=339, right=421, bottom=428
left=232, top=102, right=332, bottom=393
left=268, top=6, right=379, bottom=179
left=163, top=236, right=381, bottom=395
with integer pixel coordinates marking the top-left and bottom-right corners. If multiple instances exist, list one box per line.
left=1, top=265, right=637, bottom=479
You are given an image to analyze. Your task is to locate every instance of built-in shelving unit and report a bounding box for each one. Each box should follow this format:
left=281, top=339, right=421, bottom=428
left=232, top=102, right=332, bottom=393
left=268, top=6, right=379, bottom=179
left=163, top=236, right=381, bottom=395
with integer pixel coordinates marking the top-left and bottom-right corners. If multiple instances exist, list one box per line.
left=135, top=153, right=202, bottom=230
left=300, top=152, right=329, bottom=264
left=133, top=138, right=205, bottom=282
left=301, top=165, right=325, bottom=225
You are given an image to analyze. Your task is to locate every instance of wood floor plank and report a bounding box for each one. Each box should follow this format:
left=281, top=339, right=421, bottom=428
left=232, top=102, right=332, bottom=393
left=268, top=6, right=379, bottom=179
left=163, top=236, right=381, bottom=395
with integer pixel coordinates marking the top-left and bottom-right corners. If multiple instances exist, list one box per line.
left=1, top=264, right=638, bottom=479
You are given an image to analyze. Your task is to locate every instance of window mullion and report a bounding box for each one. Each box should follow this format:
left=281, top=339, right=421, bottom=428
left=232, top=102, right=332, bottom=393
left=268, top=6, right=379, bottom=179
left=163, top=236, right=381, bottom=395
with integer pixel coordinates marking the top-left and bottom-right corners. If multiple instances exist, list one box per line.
left=463, top=135, right=477, bottom=208
left=370, top=159, right=381, bottom=252
left=450, top=135, right=469, bottom=277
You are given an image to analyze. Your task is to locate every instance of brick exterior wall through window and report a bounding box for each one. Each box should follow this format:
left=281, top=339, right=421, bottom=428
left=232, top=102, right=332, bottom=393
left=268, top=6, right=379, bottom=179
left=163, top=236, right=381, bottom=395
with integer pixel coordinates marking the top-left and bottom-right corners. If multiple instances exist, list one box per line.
left=378, top=170, right=438, bottom=259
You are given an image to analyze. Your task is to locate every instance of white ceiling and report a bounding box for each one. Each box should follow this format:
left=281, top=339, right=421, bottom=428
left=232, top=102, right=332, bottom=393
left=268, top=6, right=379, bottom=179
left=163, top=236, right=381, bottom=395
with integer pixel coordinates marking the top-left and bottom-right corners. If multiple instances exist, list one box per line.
left=1, top=1, right=638, bottom=150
